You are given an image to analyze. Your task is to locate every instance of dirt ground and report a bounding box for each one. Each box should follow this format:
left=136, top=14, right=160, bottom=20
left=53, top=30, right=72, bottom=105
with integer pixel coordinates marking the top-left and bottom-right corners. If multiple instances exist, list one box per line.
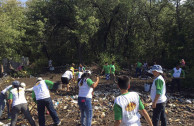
left=0, top=69, right=194, bottom=126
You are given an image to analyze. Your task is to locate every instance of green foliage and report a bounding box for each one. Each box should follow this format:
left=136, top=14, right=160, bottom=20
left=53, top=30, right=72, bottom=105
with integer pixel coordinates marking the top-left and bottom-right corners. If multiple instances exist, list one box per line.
left=182, top=66, right=194, bottom=88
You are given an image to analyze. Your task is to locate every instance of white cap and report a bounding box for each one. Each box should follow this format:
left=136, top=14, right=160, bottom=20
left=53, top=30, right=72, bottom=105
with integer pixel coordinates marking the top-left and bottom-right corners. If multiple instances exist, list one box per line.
left=20, top=82, right=26, bottom=88
left=84, top=70, right=91, bottom=75
left=37, top=77, right=43, bottom=81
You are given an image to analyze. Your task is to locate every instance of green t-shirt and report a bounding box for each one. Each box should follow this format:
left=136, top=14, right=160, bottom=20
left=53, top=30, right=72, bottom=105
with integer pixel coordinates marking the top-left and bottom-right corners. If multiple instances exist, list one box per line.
left=86, top=78, right=94, bottom=86
left=113, top=93, right=144, bottom=120
left=137, top=62, right=142, bottom=68
left=110, top=64, right=115, bottom=74
left=155, top=79, right=164, bottom=94
left=103, top=65, right=110, bottom=74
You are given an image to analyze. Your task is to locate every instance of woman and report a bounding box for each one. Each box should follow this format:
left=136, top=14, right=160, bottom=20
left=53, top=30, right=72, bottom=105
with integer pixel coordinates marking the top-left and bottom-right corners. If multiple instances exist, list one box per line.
left=78, top=71, right=99, bottom=126
left=8, top=81, right=36, bottom=126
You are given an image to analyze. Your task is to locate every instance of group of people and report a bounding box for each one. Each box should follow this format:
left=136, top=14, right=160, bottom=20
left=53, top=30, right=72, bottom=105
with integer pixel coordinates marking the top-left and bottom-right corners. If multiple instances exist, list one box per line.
left=101, top=62, right=116, bottom=81
left=0, top=62, right=184, bottom=126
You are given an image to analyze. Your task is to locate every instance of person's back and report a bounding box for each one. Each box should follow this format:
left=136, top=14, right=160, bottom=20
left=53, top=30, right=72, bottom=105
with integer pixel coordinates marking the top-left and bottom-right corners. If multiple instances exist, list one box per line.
left=114, top=76, right=153, bottom=126
left=62, top=70, right=73, bottom=79
left=10, top=87, right=27, bottom=107
left=114, top=92, right=141, bottom=125
left=33, top=80, right=50, bottom=100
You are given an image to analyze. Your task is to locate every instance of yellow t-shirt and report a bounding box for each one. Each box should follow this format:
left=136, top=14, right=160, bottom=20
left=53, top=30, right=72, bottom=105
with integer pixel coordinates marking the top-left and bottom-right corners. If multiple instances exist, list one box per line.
left=70, top=67, right=75, bottom=75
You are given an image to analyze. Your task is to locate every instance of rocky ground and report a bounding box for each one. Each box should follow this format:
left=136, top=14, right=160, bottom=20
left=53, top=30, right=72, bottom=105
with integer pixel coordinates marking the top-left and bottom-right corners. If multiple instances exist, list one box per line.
left=0, top=69, right=194, bottom=126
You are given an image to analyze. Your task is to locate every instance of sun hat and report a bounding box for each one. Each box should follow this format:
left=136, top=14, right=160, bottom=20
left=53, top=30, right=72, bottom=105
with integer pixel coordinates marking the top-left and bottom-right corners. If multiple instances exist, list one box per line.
left=12, top=81, right=20, bottom=86
left=150, top=65, right=163, bottom=74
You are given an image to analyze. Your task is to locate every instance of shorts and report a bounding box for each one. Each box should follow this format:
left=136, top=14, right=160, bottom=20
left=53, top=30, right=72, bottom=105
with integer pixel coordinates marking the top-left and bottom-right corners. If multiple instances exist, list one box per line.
left=61, top=77, right=69, bottom=84
left=105, top=74, right=110, bottom=80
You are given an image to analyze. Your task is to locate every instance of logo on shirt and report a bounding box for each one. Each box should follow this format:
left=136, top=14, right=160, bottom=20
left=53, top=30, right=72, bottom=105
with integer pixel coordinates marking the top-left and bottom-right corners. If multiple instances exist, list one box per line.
left=125, top=102, right=136, bottom=112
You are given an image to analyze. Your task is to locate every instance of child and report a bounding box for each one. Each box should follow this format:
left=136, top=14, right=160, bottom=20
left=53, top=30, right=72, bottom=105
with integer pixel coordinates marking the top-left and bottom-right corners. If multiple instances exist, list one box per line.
left=150, top=65, right=167, bottom=126
left=110, top=61, right=116, bottom=83
left=101, top=62, right=110, bottom=80
left=78, top=64, right=85, bottom=72
left=170, top=64, right=185, bottom=93
left=61, top=69, right=74, bottom=91
left=114, top=76, right=153, bottom=126
left=78, top=71, right=99, bottom=126
left=8, top=81, right=36, bottom=126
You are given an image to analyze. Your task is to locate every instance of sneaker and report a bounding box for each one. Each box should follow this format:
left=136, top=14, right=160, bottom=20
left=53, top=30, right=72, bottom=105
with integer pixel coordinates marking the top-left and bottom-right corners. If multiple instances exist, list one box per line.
left=56, top=121, right=61, bottom=126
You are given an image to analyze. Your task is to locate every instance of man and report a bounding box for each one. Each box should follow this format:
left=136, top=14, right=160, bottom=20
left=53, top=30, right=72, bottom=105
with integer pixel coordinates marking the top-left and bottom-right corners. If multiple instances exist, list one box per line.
left=171, top=64, right=185, bottom=93
left=32, top=78, right=61, bottom=126
left=101, top=62, right=110, bottom=80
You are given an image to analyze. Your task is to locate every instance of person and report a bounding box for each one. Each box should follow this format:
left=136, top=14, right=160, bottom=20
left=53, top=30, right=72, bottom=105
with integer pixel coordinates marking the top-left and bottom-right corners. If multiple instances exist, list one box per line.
left=75, top=71, right=84, bottom=84
left=32, top=78, right=61, bottom=126
left=78, top=70, right=99, bottom=126
left=113, top=76, right=153, bottom=126
left=79, top=64, right=86, bottom=72
left=101, top=62, right=110, bottom=80
left=8, top=81, right=36, bottom=126
left=61, top=69, right=74, bottom=91
left=135, top=61, right=142, bottom=77
left=170, top=64, right=185, bottom=93
left=110, top=62, right=116, bottom=83
left=180, top=59, right=185, bottom=68
left=0, top=85, right=12, bottom=119
left=70, top=63, right=75, bottom=76
left=150, top=65, right=167, bottom=126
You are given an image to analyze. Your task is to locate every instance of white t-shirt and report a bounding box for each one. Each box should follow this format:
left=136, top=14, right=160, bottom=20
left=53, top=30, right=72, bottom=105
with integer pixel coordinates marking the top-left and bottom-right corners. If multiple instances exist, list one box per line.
left=77, top=72, right=83, bottom=79
left=1, top=85, right=12, bottom=95
left=173, top=68, right=182, bottom=78
left=114, top=92, right=141, bottom=126
left=33, top=80, right=50, bottom=100
left=78, top=78, right=93, bottom=98
left=10, top=87, right=27, bottom=107
left=150, top=75, right=167, bottom=103
left=62, top=70, right=73, bottom=80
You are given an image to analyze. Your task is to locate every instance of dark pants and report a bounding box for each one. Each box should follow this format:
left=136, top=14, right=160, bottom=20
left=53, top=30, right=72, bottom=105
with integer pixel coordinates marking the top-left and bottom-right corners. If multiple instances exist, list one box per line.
left=11, top=103, right=36, bottom=126
left=37, top=98, right=60, bottom=126
left=0, top=93, right=11, bottom=119
left=152, top=103, right=167, bottom=126
left=171, top=78, right=181, bottom=93
left=136, top=68, right=141, bottom=77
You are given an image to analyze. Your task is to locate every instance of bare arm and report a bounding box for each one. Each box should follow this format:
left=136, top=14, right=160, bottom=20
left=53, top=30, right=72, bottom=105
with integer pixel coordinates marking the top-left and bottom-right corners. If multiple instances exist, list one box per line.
left=152, top=94, right=160, bottom=108
left=8, top=99, right=12, bottom=112
left=114, top=120, right=121, bottom=126
left=140, top=109, right=153, bottom=126
left=91, top=77, right=99, bottom=89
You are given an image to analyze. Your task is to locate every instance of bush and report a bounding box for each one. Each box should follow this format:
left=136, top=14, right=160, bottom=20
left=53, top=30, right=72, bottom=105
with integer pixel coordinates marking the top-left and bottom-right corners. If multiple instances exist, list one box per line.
left=182, top=66, right=194, bottom=88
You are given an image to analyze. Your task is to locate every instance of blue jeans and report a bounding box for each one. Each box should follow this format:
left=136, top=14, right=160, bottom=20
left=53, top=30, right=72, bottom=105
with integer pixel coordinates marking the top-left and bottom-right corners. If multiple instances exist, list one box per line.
left=78, top=97, right=92, bottom=126
left=136, top=68, right=141, bottom=77
left=105, top=74, right=110, bottom=80
left=0, top=93, right=11, bottom=119
left=37, top=97, right=60, bottom=126
left=152, top=103, right=167, bottom=126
